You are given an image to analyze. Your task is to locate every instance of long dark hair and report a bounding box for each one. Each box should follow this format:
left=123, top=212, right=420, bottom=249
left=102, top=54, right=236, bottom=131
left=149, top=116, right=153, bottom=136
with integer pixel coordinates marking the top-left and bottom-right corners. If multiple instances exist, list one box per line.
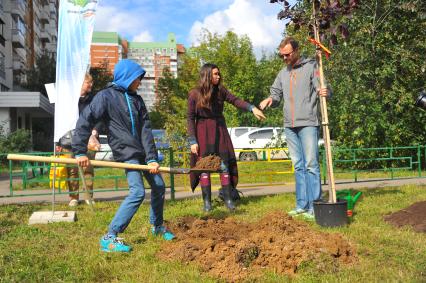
left=197, top=63, right=221, bottom=109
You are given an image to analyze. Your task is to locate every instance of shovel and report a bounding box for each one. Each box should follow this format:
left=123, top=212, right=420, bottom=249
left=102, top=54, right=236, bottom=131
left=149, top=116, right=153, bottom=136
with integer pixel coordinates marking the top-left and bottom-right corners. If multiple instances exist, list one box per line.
left=7, top=154, right=218, bottom=174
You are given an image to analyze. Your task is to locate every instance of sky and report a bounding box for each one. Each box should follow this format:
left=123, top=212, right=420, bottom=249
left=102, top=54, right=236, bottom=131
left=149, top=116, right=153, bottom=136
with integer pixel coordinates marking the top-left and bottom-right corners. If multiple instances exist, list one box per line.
left=94, top=0, right=289, bottom=57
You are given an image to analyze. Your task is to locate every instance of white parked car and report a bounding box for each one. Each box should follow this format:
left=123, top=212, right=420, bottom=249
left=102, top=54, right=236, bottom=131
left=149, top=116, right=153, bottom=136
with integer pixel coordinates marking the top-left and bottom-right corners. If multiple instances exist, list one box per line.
left=227, top=127, right=259, bottom=144
left=95, top=135, right=114, bottom=161
left=232, top=127, right=288, bottom=161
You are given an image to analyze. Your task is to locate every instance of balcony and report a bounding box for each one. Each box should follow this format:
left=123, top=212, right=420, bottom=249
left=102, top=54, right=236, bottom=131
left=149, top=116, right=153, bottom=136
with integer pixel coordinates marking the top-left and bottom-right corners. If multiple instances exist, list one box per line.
left=40, top=29, right=51, bottom=43
left=11, top=0, right=27, bottom=18
left=40, top=10, right=50, bottom=24
left=13, top=58, right=25, bottom=73
left=12, top=29, right=25, bottom=48
left=0, top=2, right=4, bottom=18
left=14, top=47, right=26, bottom=59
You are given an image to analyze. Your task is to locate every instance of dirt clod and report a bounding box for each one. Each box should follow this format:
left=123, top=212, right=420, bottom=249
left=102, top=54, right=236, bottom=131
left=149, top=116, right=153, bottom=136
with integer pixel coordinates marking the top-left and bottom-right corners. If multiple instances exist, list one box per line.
left=193, top=155, right=222, bottom=171
left=158, top=211, right=357, bottom=282
left=384, top=201, right=426, bottom=233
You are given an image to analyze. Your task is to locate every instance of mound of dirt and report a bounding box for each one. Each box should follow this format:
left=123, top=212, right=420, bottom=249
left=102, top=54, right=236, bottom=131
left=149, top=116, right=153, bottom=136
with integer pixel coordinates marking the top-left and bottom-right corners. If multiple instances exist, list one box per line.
left=194, top=155, right=222, bottom=171
left=384, top=201, right=426, bottom=233
left=158, top=211, right=357, bottom=282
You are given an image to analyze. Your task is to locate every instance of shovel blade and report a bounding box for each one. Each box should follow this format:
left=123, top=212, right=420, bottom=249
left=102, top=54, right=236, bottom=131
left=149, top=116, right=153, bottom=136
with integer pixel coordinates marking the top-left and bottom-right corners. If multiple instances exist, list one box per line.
left=168, top=168, right=218, bottom=174
left=189, top=168, right=218, bottom=173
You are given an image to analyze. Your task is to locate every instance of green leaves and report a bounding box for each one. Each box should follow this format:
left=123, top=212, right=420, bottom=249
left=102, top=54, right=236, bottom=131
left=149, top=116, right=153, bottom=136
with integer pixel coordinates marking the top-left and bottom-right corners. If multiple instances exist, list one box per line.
left=153, top=30, right=285, bottom=148
left=24, top=53, right=56, bottom=96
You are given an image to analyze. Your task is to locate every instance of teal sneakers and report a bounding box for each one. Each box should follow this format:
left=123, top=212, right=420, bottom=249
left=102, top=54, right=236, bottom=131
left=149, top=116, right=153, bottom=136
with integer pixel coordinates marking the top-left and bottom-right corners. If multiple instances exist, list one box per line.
left=151, top=226, right=175, bottom=241
left=100, top=236, right=132, bottom=252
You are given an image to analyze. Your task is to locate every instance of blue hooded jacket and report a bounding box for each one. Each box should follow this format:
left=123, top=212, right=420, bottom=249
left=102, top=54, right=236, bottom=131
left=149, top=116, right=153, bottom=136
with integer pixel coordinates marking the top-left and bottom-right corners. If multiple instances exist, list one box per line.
left=72, top=59, right=158, bottom=163
left=113, top=59, right=146, bottom=90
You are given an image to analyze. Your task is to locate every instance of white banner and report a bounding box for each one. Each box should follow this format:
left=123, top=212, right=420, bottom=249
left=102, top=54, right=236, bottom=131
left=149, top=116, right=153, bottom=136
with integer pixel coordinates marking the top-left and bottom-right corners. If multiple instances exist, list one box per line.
left=54, top=0, right=99, bottom=142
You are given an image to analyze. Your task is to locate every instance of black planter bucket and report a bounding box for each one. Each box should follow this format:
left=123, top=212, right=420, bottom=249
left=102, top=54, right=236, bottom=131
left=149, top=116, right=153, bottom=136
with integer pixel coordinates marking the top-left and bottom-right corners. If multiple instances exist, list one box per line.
left=313, top=200, right=348, bottom=227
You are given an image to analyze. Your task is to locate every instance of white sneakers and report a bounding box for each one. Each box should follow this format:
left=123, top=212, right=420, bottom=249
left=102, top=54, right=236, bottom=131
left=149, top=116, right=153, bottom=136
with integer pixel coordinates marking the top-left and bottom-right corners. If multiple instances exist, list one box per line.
left=68, top=199, right=79, bottom=207
left=68, top=199, right=96, bottom=207
left=85, top=199, right=96, bottom=205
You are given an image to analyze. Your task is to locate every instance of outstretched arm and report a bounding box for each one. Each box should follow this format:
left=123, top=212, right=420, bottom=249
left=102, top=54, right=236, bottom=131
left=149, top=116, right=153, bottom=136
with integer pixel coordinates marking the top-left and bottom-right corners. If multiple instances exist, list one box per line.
left=223, top=88, right=266, bottom=121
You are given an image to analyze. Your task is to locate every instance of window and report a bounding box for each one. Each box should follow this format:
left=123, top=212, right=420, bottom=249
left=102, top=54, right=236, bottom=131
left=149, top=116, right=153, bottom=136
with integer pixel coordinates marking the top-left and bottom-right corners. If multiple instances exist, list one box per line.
left=0, top=19, right=5, bottom=46
left=235, top=129, right=249, bottom=137
left=12, top=16, right=26, bottom=36
left=0, top=83, right=9, bottom=91
left=249, top=129, right=273, bottom=140
left=0, top=52, right=4, bottom=79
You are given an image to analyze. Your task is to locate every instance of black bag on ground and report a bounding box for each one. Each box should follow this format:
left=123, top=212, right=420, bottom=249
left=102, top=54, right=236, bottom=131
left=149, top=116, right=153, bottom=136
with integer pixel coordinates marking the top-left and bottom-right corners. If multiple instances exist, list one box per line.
left=218, top=187, right=243, bottom=202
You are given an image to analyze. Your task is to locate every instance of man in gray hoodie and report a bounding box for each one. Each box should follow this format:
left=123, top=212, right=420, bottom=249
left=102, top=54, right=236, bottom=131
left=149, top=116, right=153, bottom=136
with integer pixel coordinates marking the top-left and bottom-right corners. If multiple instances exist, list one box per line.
left=260, top=37, right=329, bottom=220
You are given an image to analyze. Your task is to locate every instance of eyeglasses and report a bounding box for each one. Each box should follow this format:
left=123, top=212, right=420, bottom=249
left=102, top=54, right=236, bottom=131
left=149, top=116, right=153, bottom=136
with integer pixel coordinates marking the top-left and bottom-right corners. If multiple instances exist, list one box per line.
left=279, top=50, right=293, bottom=59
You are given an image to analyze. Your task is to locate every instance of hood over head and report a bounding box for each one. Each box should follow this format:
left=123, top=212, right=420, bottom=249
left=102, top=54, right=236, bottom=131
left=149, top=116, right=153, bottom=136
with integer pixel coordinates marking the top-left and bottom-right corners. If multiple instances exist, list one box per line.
left=113, top=59, right=146, bottom=90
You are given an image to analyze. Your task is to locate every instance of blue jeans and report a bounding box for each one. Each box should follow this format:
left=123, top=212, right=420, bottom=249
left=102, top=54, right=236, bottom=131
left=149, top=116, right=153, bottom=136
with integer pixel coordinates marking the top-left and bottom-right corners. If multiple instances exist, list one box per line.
left=108, top=160, right=166, bottom=235
left=285, top=126, right=322, bottom=212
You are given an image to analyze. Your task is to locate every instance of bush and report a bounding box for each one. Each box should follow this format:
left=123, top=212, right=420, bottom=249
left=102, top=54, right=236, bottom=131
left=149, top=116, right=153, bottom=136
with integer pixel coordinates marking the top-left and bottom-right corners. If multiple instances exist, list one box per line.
left=0, top=125, right=32, bottom=164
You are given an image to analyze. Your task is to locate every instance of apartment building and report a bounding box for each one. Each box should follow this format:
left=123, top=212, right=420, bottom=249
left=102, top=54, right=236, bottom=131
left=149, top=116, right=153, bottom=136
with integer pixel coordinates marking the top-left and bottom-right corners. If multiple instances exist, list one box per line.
left=90, top=31, right=128, bottom=74
left=0, top=0, right=58, bottom=88
left=0, top=0, right=58, bottom=150
left=0, top=1, right=13, bottom=91
left=127, top=33, right=185, bottom=110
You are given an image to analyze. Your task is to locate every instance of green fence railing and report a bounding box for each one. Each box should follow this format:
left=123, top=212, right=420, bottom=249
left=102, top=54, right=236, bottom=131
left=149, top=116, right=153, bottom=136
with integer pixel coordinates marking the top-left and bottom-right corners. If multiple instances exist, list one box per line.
left=2, top=145, right=426, bottom=200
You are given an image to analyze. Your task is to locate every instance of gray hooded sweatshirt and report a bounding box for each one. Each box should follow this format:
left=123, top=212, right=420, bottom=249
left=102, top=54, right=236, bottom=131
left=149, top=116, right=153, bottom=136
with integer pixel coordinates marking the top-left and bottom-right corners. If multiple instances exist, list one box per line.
left=269, top=57, right=325, bottom=128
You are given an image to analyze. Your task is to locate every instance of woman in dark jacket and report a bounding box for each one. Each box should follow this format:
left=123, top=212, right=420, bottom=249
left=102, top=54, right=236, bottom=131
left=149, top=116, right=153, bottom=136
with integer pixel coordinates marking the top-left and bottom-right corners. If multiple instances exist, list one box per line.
left=187, top=63, right=265, bottom=211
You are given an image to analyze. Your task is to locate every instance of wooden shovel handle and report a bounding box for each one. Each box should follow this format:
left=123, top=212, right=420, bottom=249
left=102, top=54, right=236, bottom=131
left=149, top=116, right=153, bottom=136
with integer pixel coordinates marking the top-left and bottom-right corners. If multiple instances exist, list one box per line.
left=7, top=154, right=189, bottom=174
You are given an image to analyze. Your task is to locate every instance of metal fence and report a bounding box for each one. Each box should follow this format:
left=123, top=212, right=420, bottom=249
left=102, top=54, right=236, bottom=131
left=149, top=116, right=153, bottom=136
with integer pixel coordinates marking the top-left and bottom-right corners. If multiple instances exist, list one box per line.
left=1, top=145, right=426, bottom=200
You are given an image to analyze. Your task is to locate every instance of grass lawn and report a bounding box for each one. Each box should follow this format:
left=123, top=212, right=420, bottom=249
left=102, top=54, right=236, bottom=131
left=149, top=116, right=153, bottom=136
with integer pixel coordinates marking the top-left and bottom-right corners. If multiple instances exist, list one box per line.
left=0, top=184, right=425, bottom=282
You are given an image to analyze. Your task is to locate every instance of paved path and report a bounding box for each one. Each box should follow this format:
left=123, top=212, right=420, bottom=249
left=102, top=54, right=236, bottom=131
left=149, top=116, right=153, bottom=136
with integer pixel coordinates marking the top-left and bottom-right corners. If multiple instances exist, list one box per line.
left=1, top=176, right=426, bottom=205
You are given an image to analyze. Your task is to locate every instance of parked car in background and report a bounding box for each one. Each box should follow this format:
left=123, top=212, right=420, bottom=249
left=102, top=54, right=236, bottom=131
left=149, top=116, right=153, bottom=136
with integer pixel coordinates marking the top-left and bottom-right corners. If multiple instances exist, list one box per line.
left=152, top=129, right=169, bottom=149
left=232, top=127, right=288, bottom=161
left=95, top=135, right=114, bottom=161
left=227, top=127, right=259, bottom=144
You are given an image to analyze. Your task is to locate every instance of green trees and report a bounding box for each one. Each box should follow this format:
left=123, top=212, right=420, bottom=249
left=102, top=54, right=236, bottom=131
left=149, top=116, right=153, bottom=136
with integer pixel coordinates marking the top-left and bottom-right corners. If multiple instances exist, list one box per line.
left=155, top=0, right=425, bottom=148
left=0, top=123, right=31, bottom=163
left=272, top=0, right=426, bottom=147
left=24, top=53, right=56, bottom=95
left=152, top=67, right=188, bottom=149
left=325, top=0, right=426, bottom=147
left=90, top=60, right=113, bottom=95
left=154, top=30, right=284, bottom=147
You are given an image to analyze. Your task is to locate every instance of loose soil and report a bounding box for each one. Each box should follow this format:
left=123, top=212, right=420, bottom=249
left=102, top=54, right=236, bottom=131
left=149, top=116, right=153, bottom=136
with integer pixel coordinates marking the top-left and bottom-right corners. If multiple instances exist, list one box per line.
left=384, top=201, right=426, bottom=233
left=193, top=155, right=222, bottom=171
left=158, top=211, right=357, bottom=282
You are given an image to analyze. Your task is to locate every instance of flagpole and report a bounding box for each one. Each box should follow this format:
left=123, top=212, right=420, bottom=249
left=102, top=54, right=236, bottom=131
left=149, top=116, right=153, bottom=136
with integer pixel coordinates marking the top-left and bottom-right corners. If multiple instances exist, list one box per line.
left=51, top=142, right=57, bottom=216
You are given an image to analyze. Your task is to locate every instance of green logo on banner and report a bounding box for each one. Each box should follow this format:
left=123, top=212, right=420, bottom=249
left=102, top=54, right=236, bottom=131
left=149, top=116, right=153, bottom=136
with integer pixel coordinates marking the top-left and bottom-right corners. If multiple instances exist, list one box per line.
left=69, top=0, right=89, bottom=8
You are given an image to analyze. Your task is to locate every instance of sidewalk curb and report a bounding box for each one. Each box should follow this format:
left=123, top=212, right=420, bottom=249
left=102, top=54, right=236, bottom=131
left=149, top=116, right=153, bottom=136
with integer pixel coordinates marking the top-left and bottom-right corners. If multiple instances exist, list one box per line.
left=1, top=178, right=426, bottom=205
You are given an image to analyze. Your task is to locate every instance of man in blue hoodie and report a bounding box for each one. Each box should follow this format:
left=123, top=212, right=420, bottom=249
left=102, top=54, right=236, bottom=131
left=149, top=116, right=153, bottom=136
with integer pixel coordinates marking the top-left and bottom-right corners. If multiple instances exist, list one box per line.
left=72, top=59, right=175, bottom=252
left=260, top=37, right=330, bottom=220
